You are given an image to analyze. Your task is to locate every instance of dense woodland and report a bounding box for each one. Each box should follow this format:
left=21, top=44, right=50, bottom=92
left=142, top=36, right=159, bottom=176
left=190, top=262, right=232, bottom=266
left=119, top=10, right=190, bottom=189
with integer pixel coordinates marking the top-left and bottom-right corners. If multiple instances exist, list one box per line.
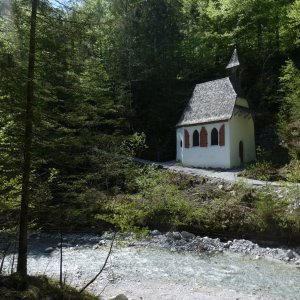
left=0, top=0, right=300, bottom=236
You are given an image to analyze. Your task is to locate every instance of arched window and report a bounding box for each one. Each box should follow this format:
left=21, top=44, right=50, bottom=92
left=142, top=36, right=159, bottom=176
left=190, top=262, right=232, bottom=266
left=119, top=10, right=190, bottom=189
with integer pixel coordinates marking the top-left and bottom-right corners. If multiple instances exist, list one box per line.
left=180, top=140, right=182, bottom=148
left=184, top=129, right=190, bottom=148
left=219, top=124, right=225, bottom=146
left=211, top=128, right=218, bottom=145
left=200, top=127, right=208, bottom=147
left=193, top=130, right=199, bottom=146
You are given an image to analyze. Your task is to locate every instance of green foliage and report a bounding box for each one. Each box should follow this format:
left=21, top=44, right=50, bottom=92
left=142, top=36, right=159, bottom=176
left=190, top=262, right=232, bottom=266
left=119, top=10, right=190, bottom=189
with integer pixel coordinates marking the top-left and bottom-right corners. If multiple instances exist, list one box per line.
left=0, top=172, right=21, bottom=231
left=253, top=186, right=300, bottom=238
left=120, top=132, right=148, bottom=157
left=240, top=160, right=273, bottom=181
left=0, top=0, right=300, bottom=239
left=97, top=166, right=194, bottom=232
left=277, top=60, right=300, bottom=158
left=284, top=160, right=300, bottom=183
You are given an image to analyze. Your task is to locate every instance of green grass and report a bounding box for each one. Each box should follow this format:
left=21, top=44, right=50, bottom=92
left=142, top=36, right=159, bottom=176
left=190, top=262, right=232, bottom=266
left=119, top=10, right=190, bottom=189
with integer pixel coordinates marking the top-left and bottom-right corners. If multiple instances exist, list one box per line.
left=0, top=274, right=98, bottom=300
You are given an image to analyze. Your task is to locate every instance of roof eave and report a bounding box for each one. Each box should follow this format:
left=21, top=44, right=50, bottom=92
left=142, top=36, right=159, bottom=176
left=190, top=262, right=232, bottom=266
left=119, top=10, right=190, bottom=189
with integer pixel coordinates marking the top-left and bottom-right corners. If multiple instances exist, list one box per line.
left=176, top=118, right=230, bottom=128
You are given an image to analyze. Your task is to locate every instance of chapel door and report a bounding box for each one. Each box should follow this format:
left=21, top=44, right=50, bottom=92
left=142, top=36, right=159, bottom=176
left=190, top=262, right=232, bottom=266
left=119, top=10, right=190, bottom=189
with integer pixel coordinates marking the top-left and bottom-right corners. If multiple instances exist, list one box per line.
left=239, top=141, right=244, bottom=164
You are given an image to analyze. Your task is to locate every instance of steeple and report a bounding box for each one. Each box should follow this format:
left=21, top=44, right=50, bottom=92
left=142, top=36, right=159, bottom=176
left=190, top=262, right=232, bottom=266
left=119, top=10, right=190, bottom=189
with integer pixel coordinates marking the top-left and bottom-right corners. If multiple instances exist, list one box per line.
left=226, top=48, right=240, bottom=71
left=226, top=48, right=241, bottom=94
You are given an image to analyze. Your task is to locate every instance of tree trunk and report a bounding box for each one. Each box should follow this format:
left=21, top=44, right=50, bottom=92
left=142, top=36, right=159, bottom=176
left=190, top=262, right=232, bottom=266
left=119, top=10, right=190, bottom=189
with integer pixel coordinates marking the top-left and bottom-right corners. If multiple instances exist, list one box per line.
left=17, top=0, right=38, bottom=278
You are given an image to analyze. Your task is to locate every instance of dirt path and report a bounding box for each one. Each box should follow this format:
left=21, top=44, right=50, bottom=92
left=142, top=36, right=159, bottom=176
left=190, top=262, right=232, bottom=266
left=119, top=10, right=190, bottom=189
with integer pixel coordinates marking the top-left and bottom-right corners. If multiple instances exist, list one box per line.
left=135, top=159, right=287, bottom=188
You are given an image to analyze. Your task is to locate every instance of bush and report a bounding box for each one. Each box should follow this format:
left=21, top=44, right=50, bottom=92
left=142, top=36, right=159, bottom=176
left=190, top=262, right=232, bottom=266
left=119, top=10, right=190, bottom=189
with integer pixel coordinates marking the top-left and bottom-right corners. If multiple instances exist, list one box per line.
left=240, top=160, right=274, bottom=181
left=96, top=166, right=194, bottom=232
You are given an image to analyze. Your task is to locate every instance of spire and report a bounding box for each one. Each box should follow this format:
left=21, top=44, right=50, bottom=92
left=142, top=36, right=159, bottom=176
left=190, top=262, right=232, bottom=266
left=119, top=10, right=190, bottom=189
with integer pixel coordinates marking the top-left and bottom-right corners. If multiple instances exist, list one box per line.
left=226, top=48, right=240, bottom=70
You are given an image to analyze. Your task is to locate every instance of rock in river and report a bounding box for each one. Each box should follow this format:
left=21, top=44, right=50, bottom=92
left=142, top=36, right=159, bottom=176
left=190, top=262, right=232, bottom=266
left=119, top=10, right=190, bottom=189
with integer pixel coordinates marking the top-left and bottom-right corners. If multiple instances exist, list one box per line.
left=108, top=294, right=128, bottom=300
left=181, top=231, right=195, bottom=240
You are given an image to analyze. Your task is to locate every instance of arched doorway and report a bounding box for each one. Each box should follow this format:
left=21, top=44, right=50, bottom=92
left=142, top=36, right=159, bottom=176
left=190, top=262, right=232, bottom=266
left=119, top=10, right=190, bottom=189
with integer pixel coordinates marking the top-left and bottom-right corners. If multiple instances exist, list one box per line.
left=239, top=141, right=244, bottom=164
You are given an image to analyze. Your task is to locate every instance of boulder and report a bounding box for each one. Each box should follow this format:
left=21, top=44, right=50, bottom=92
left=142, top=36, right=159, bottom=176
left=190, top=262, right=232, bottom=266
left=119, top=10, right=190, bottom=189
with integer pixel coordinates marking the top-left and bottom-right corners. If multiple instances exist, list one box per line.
left=98, top=240, right=106, bottom=246
left=172, top=232, right=182, bottom=240
left=108, top=294, right=128, bottom=300
left=44, top=247, right=54, bottom=253
left=223, top=241, right=232, bottom=249
left=286, top=250, right=295, bottom=260
left=166, top=232, right=173, bottom=239
left=181, top=231, right=195, bottom=240
left=150, top=230, right=161, bottom=236
left=101, top=232, right=115, bottom=240
left=56, top=242, right=71, bottom=248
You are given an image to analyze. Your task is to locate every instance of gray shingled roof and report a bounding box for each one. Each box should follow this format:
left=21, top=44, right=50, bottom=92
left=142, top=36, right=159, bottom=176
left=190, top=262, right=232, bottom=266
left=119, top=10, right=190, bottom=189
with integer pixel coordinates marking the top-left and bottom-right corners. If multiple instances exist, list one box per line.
left=176, top=77, right=237, bottom=127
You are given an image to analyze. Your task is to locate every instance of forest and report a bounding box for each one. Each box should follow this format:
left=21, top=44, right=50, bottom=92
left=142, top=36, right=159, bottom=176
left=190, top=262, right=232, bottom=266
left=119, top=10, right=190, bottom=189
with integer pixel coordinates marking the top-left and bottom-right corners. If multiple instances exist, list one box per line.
left=0, top=0, right=300, bottom=236
left=0, top=1, right=300, bottom=297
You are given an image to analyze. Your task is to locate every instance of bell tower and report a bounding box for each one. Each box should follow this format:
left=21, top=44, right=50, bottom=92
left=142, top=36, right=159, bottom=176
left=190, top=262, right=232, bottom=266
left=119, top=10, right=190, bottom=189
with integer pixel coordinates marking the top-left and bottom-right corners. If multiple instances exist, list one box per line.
left=226, top=48, right=240, bottom=94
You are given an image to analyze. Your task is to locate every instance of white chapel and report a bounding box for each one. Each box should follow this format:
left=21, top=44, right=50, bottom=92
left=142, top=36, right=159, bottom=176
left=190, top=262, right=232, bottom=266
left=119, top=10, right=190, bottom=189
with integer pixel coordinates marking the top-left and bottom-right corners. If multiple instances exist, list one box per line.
left=176, top=49, right=256, bottom=168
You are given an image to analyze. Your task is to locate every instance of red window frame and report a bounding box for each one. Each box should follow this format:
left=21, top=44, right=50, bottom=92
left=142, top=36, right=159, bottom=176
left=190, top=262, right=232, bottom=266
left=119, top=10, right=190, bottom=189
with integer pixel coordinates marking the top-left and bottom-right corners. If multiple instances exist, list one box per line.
left=184, top=129, right=190, bottom=148
left=219, top=124, right=225, bottom=146
left=200, top=127, right=208, bottom=147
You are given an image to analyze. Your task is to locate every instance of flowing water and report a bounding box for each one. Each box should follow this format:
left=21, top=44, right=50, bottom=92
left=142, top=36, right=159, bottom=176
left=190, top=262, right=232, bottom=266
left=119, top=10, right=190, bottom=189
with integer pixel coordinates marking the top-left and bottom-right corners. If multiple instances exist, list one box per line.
left=2, top=237, right=300, bottom=299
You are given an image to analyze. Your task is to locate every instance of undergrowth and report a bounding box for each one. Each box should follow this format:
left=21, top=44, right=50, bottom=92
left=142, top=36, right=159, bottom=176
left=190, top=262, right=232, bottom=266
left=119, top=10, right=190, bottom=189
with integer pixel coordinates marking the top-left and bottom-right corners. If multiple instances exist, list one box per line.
left=0, top=274, right=97, bottom=300
left=97, top=165, right=300, bottom=243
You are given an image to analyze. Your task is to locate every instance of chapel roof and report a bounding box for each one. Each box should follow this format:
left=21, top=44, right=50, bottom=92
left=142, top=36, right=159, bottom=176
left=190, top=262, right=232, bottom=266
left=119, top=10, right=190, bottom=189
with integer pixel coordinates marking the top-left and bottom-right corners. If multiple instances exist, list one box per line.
left=176, top=77, right=237, bottom=127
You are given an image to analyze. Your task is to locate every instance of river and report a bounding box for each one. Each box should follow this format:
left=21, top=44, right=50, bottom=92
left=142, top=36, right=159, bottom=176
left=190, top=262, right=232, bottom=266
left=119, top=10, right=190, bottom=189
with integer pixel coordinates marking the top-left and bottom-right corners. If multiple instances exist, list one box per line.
left=2, top=234, right=300, bottom=299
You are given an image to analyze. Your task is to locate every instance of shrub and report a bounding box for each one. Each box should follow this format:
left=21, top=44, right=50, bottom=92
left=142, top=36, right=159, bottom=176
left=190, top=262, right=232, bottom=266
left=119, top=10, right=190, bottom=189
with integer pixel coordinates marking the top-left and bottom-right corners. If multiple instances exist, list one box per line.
left=240, top=160, right=273, bottom=181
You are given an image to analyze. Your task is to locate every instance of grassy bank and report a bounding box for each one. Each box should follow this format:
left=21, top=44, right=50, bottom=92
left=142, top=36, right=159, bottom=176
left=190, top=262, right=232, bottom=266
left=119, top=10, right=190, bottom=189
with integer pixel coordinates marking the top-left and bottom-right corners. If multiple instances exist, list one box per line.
left=97, top=166, right=300, bottom=244
left=0, top=274, right=97, bottom=300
